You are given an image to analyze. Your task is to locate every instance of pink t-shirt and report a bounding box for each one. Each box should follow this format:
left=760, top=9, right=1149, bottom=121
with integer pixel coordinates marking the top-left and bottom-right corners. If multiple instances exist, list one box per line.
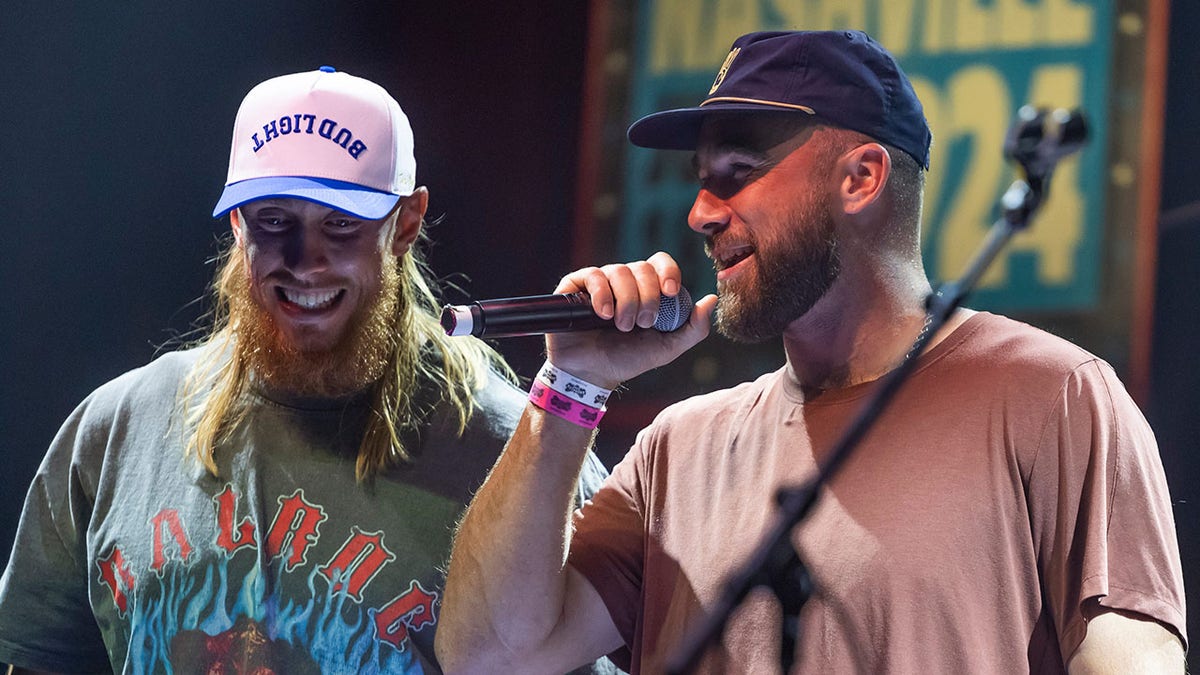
left=569, top=312, right=1186, bottom=673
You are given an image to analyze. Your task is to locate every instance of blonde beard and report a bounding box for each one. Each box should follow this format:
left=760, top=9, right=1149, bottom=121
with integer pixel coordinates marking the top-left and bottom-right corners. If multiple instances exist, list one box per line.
left=228, top=255, right=402, bottom=399
left=713, top=192, right=840, bottom=344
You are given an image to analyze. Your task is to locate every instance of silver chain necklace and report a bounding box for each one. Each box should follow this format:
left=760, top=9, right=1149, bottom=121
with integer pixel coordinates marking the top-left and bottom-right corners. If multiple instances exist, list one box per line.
left=902, top=312, right=935, bottom=363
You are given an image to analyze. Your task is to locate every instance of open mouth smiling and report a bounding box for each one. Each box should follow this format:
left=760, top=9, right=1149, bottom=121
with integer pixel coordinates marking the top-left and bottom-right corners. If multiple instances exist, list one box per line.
left=712, top=244, right=755, bottom=272
left=277, top=287, right=345, bottom=311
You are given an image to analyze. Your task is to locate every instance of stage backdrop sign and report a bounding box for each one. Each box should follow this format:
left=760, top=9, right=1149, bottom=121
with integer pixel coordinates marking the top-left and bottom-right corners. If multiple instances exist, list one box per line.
left=618, top=0, right=1112, bottom=312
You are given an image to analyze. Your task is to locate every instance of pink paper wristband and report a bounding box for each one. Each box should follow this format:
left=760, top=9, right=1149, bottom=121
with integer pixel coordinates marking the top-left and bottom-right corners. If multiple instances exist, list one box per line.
left=529, top=380, right=606, bottom=429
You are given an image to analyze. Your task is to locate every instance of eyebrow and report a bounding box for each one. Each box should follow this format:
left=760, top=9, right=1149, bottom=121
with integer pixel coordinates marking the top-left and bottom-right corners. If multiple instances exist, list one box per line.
left=691, top=143, right=772, bottom=174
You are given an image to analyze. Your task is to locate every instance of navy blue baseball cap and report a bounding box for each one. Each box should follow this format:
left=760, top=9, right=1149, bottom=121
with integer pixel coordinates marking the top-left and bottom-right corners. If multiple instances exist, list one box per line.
left=628, top=30, right=932, bottom=169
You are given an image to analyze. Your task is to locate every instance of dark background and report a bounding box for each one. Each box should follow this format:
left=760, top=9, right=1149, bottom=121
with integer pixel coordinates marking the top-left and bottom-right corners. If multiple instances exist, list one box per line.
left=1, top=0, right=1196, bottom=667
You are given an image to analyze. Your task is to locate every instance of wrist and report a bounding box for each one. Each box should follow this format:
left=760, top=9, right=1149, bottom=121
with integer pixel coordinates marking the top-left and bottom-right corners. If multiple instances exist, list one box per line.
left=536, top=361, right=615, bottom=408
left=540, top=361, right=621, bottom=391
left=528, top=360, right=613, bottom=429
left=528, top=380, right=605, bottom=430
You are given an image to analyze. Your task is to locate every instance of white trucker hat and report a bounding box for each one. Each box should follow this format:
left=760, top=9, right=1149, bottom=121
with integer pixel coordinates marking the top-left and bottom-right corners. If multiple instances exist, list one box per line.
left=212, top=66, right=416, bottom=220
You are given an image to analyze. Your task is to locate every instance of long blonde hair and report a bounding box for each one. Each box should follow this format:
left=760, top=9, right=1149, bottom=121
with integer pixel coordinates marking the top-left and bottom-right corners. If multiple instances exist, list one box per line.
left=178, top=224, right=516, bottom=482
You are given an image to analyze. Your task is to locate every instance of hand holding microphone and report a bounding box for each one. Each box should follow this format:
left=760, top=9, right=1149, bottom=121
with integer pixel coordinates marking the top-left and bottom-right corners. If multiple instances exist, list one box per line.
left=444, top=253, right=718, bottom=389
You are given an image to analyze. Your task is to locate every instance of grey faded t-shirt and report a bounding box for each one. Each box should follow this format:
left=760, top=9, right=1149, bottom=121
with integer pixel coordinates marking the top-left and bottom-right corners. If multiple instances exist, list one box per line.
left=0, top=345, right=611, bottom=673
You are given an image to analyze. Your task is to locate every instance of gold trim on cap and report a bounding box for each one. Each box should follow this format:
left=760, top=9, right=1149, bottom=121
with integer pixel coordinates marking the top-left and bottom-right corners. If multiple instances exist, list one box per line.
left=699, top=97, right=816, bottom=114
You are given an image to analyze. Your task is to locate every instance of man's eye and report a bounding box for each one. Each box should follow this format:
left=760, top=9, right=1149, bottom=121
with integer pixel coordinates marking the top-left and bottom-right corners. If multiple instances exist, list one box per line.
left=700, top=167, right=754, bottom=200
left=255, top=215, right=290, bottom=232
left=326, top=218, right=361, bottom=233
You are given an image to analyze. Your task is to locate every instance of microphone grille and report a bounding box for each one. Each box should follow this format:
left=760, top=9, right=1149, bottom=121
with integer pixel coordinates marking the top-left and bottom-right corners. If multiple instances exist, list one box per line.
left=654, top=286, right=693, bottom=332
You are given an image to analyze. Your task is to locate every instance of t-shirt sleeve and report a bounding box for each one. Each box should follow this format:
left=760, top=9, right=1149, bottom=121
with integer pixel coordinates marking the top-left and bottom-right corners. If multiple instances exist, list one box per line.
left=567, top=430, right=652, bottom=668
left=1027, top=359, right=1187, bottom=661
left=0, top=405, right=110, bottom=672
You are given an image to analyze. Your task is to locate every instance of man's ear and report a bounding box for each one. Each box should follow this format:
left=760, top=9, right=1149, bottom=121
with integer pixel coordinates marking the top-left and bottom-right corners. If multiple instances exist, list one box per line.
left=838, top=143, right=890, bottom=215
left=230, top=209, right=245, bottom=248
left=392, top=186, right=429, bottom=257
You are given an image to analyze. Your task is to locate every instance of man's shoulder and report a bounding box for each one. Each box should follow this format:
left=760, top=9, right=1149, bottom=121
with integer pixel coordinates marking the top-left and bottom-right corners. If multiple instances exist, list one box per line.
left=81, top=344, right=214, bottom=417
left=951, top=311, right=1105, bottom=377
left=936, top=311, right=1134, bottom=412
left=651, top=369, right=781, bottom=428
left=415, top=367, right=526, bottom=456
left=35, top=344, right=215, bottom=466
left=462, top=368, right=526, bottom=433
left=472, top=368, right=526, bottom=409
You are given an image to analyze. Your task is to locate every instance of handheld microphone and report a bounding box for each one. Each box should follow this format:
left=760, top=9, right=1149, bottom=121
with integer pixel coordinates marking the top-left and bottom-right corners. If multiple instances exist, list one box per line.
left=441, top=286, right=693, bottom=338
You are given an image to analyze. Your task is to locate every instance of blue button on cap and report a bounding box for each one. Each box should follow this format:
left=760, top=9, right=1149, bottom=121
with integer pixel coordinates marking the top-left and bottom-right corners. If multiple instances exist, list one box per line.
left=319, top=65, right=336, bottom=73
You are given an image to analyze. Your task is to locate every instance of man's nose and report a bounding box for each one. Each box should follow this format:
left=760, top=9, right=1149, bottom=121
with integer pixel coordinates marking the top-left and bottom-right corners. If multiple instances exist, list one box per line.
left=688, top=189, right=731, bottom=235
left=284, top=227, right=330, bottom=275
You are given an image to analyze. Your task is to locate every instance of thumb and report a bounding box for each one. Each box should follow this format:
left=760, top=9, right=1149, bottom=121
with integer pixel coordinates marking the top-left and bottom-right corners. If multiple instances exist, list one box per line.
left=675, top=293, right=718, bottom=348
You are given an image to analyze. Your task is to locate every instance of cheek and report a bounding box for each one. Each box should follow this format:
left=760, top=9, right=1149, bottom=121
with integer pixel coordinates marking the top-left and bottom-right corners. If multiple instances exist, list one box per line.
left=343, top=239, right=390, bottom=286
left=240, top=247, right=273, bottom=303
left=354, top=256, right=388, bottom=297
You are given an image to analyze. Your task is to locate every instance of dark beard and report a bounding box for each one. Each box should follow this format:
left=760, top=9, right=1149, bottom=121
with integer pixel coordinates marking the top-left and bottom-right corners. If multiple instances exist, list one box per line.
left=228, top=255, right=402, bottom=399
left=713, top=199, right=841, bottom=343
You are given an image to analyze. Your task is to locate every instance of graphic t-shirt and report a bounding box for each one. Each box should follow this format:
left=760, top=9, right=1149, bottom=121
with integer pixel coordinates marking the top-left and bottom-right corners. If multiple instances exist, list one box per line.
left=0, top=345, right=611, bottom=673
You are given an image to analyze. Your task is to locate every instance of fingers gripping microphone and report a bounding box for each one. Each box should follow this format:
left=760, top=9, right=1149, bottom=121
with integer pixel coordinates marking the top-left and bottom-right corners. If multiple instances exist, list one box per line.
left=441, top=287, right=693, bottom=338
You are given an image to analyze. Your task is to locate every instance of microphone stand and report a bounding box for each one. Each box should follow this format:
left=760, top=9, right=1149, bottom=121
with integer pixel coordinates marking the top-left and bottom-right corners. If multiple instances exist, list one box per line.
left=664, top=107, right=1089, bottom=674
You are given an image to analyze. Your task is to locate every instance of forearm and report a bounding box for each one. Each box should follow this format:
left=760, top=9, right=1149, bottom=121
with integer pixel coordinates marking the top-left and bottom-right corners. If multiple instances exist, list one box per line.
left=438, top=403, right=597, bottom=670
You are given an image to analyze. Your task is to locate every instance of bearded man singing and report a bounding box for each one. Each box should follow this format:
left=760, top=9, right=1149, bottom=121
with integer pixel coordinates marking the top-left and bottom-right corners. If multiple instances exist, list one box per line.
left=0, top=67, right=613, bottom=675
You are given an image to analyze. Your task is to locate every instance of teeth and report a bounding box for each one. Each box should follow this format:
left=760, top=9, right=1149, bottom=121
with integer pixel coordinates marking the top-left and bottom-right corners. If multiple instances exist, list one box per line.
left=282, top=288, right=339, bottom=309
left=715, top=245, right=754, bottom=269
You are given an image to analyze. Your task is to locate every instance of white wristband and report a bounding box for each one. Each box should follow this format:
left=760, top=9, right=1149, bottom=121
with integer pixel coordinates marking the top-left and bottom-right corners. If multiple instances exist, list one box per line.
left=536, top=360, right=613, bottom=408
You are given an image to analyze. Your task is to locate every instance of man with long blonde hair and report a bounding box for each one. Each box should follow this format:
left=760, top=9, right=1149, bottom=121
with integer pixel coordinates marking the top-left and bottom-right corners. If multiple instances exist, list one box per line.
left=0, top=67, right=611, bottom=674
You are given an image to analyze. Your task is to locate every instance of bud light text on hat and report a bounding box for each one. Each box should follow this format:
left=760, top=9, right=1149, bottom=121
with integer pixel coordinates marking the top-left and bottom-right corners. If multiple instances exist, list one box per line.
left=250, top=114, right=367, bottom=159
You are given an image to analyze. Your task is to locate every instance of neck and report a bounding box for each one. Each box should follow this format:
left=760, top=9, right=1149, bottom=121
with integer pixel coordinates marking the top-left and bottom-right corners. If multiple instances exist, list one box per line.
left=780, top=259, right=933, bottom=396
